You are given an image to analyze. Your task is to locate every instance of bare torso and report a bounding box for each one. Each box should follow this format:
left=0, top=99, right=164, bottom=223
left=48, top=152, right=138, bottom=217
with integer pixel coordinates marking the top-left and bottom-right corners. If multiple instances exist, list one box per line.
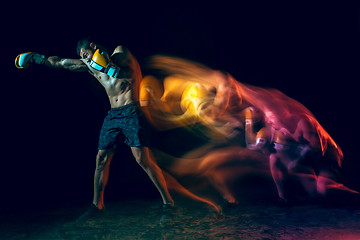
left=81, top=57, right=135, bottom=108
left=45, top=46, right=139, bottom=108
left=87, top=65, right=134, bottom=108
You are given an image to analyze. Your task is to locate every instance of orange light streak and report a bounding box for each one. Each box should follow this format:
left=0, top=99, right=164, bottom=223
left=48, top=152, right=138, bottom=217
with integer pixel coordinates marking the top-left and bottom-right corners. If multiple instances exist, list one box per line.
left=137, top=55, right=349, bottom=210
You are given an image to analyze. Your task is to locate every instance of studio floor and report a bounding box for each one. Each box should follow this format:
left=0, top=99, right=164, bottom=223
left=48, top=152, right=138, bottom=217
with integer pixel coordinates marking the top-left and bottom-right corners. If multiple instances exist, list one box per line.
left=1, top=197, right=360, bottom=240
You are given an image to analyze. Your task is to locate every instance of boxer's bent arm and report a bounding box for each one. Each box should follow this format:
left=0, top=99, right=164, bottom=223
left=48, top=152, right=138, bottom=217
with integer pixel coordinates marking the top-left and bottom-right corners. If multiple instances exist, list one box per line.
left=111, top=46, right=132, bottom=66
left=44, top=56, right=88, bottom=72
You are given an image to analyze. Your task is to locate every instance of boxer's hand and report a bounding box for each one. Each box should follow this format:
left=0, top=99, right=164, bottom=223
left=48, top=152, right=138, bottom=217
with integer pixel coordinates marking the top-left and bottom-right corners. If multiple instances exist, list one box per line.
left=90, top=49, right=122, bottom=78
left=244, top=107, right=254, bottom=125
left=15, top=52, right=45, bottom=69
left=89, top=49, right=109, bottom=71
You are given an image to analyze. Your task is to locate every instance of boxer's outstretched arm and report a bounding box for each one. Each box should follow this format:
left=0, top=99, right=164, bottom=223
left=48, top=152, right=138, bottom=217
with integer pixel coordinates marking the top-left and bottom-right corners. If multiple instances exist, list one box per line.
left=44, top=56, right=88, bottom=72
left=15, top=52, right=88, bottom=72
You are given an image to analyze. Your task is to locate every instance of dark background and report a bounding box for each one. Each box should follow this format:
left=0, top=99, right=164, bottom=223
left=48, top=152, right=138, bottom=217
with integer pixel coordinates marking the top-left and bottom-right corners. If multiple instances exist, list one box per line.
left=2, top=1, right=360, bottom=212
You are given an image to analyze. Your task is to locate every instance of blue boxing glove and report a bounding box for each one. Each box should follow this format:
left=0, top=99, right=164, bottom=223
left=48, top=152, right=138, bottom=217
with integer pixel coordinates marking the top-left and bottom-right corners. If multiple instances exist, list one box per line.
left=90, top=49, right=121, bottom=78
left=104, top=63, right=120, bottom=78
left=15, top=52, right=45, bottom=69
left=89, top=49, right=108, bottom=71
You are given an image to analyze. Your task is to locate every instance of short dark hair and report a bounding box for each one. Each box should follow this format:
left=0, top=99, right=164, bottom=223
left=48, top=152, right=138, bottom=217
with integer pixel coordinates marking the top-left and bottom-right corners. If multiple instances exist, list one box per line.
left=77, top=37, right=92, bottom=55
left=76, top=37, right=108, bottom=56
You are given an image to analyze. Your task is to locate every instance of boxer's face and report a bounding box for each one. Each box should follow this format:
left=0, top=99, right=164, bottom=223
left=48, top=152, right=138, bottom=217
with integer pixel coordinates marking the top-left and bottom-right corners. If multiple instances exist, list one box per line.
left=79, top=43, right=97, bottom=63
left=79, top=48, right=95, bottom=63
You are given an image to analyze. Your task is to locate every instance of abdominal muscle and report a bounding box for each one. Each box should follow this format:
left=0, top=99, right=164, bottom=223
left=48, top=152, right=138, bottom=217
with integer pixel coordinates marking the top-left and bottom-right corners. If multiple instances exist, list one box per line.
left=108, top=90, right=134, bottom=108
left=88, top=64, right=136, bottom=108
left=104, top=76, right=135, bottom=108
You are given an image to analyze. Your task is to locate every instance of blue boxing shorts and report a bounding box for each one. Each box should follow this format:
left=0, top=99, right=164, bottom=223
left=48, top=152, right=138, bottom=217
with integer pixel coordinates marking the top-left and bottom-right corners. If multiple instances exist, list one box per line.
left=98, top=102, right=148, bottom=149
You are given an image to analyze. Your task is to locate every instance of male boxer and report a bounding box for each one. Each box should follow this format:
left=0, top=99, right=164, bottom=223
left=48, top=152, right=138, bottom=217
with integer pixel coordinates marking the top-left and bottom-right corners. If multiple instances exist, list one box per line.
left=15, top=39, right=174, bottom=218
left=244, top=107, right=359, bottom=204
left=269, top=117, right=359, bottom=204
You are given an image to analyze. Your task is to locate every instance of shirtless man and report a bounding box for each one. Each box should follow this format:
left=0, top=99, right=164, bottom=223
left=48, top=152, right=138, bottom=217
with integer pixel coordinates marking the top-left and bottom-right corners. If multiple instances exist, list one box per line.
left=270, top=117, right=359, bottom=203
left=15, top=39, right=174, bottom=217
left=243, top=106, right=359, bottom=204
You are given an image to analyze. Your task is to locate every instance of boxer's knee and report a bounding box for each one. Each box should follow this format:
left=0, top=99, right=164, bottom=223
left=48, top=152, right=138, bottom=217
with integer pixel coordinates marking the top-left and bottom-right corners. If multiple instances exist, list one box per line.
left=96, top=149, right=113, bottom=171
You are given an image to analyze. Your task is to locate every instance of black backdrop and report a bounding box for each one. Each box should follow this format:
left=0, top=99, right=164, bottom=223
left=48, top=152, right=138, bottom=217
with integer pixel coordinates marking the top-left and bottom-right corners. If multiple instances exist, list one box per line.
left=2, top=1, right=360, bottom=212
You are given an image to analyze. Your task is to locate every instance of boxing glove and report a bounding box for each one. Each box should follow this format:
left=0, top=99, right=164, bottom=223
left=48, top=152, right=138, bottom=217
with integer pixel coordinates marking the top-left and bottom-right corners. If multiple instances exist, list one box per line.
left=89, top=49, right=108, bottom=71
left=104, top=63, right=120, bottom=78
left=90, top=49, right=120, bottom=78
left=15, top=52, right=45, bottom=69
left=244, top=107, right=254, bottom=125
left=255, top=127, right=270, bottom=148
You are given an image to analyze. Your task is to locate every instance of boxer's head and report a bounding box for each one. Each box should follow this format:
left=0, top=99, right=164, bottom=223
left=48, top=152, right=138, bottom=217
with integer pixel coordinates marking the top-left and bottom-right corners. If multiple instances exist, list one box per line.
left=77, top=38, right=97, bottom=63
